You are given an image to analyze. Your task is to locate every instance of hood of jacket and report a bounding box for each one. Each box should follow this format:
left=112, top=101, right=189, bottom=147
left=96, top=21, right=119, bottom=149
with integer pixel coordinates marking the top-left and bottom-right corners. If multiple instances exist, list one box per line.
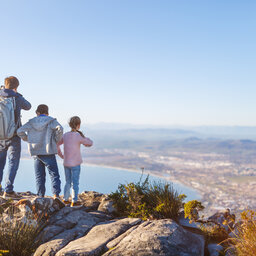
left=29, top=116, right=56, bottom=131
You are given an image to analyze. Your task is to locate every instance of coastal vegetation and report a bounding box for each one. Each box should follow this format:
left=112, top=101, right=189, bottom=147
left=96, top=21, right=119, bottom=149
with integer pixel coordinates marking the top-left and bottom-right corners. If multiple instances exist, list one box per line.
left=109, top=174, right=186, bottom=221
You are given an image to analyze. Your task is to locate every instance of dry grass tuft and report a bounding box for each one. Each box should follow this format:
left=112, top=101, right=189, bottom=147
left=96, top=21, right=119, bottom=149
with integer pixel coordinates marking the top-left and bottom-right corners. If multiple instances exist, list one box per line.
left=0, top=201, right=46, bottom=256
left=227, top=210, right=256, bottom=256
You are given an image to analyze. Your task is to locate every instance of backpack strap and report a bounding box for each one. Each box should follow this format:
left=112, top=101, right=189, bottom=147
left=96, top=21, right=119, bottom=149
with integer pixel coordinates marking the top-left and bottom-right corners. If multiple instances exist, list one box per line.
left=11, top=96, right=16, bottom=110
left=11, top=96, right=20, bottom=130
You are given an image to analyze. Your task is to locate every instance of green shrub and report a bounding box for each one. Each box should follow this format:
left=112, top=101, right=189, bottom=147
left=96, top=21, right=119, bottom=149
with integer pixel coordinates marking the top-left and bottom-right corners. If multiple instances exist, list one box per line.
left=109, top=175, right=186, bottom=220
left=184, top=200, right=204, bottom=222
left=184, top=200, right=229, bottom=242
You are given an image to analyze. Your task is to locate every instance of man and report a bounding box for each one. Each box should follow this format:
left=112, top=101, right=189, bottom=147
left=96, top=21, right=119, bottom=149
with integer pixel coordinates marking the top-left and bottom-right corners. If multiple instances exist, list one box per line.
left=0, top=76, right=31, bottom=198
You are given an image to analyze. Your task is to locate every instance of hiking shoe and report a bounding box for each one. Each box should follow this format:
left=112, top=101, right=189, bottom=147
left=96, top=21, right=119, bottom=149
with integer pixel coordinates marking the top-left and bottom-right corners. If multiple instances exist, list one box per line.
left=3, top=191, right=22, bottom=199
left=63, top=200, right=71, bottom=206
left=53, top=194, right=60, bottom=199
left=71, top=201, right=82, bottom=207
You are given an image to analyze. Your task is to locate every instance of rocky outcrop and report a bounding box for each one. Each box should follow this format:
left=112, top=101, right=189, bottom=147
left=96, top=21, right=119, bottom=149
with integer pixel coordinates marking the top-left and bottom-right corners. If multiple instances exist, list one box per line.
left=0, top=191, right=226, bottom=256
left=104, top=219, right=205, bottom=256
left=56, top=218, right=141, bottom=256
left=35, top=209, right=106, bottom=256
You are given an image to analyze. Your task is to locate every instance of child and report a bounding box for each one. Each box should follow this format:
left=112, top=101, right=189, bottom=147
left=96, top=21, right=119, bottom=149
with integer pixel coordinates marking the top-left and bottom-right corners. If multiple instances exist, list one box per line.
left=57, top=116, right=93, bottom=207
left=17, top=104, right=63, bottom=198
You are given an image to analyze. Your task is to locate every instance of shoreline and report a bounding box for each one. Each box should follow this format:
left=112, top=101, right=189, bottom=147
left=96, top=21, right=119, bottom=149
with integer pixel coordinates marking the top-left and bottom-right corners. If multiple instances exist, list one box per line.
left=83, top=162, right=200, bottom=193
left=20, top=157, right=201, bottom=199
left=85, top=162, right=193, bottom=191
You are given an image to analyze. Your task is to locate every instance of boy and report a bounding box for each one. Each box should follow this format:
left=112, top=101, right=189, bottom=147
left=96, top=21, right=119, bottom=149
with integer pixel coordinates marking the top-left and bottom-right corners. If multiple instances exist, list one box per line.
left=17, top=104, right=63, bottom=198
left=0, top=76, right=31, bottom=198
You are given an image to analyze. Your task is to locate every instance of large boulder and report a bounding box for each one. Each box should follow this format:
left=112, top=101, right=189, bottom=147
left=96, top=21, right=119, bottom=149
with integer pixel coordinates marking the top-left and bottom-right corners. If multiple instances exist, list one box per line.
left=103, top=219, right=205, bottom=256
left=56, top=218, right=141, bottom=256
left=34, top=210, right=104, bottom=256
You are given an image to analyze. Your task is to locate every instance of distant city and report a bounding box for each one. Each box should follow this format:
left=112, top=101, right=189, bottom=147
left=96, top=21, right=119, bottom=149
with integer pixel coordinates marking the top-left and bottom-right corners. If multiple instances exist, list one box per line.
left=21, top=124, right=256, bottom=216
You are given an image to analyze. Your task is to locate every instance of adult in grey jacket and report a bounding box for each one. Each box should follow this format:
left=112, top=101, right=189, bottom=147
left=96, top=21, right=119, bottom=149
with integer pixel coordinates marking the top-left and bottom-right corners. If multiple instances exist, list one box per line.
left=17, top=104, right=63, bottom=198
left=0, top=76, right=31, bottom=199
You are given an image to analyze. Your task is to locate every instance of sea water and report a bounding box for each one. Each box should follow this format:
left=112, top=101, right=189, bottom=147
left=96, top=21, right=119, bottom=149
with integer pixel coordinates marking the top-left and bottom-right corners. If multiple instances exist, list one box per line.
left=6, top=159, right=200, bottom=201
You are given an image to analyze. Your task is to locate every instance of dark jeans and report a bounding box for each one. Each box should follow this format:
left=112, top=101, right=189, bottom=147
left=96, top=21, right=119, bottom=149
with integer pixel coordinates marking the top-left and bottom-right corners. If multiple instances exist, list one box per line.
left=0, top=136, right=21, bottom=193
left=34, top=154, right=61, bottom=197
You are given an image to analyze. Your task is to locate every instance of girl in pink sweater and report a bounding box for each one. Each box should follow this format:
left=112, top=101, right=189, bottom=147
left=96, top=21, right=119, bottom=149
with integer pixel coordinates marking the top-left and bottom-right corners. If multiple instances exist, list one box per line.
left=57, top=116, right=93, bottom=207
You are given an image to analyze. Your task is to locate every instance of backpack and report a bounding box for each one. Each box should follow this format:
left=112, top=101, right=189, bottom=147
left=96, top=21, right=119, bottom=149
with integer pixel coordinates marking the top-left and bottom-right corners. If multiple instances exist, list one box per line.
left=0, top=96, right=16, bottom=140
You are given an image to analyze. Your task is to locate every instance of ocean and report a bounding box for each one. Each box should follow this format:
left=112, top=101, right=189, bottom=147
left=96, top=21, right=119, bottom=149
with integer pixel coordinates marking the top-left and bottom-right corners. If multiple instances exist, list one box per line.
left=5, top=159, right=200, bottom=201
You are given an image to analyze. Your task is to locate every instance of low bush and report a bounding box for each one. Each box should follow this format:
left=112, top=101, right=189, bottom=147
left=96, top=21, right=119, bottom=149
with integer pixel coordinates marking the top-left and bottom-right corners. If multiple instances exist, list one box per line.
left=184, top=200, right=229, bottom=242
left=109, top=174, right=186, bottom=220
left=0, top=201, right=46, bottom=256
left=184, top=200, right=204, bottom=222
left=200, top=222, right=229, bottom=242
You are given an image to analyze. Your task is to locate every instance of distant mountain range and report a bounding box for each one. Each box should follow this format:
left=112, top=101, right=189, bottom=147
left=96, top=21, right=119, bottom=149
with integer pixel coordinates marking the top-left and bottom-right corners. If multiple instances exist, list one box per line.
left=78, top=123, right=256, bottom=140
left=21, top=123, right=256, bottom=166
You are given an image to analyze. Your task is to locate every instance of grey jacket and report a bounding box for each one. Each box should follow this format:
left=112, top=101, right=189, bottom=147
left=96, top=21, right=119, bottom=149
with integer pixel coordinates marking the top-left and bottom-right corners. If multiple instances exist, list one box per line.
left=17, top=115, right=63, bottom=156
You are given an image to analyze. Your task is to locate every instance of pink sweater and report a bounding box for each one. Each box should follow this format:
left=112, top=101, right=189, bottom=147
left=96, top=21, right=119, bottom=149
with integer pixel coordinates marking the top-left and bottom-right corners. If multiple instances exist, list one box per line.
left=57, top=131, right=93, bottom=167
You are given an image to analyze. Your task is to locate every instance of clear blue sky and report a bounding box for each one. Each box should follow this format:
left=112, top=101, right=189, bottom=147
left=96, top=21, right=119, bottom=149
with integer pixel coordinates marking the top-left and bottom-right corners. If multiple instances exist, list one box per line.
left=0, top=0, right=255, bottom=126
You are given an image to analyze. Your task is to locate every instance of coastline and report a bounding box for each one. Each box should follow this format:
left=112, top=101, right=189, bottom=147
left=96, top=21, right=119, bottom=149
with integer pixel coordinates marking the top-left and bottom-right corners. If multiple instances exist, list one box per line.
left=20, top=157, right=201, bottom=199
left=83, top=162, right=201, bottom=199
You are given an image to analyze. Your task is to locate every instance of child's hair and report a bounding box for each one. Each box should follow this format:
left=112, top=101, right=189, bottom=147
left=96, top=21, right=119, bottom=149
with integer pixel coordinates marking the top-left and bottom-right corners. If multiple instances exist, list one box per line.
left=5, top=76, right=19, bottom=89
left=69, top=116, right=85, bottom=138
left=36, top=104, right=49, bottom=115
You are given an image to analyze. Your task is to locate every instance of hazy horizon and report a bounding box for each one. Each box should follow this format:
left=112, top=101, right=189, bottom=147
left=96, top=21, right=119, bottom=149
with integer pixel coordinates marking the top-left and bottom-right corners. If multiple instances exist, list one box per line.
left=79, top=122, right=256, bottom=140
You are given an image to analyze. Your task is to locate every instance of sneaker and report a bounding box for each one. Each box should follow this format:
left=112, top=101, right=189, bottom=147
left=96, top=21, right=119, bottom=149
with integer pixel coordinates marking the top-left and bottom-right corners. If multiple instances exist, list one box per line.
left=53, top=194, right=60, bottom=199
left=71, top=201, right=82, bottom=207
left=3, top=191, right=22, bottom=199
left=62, top=200, right=71, bottom=206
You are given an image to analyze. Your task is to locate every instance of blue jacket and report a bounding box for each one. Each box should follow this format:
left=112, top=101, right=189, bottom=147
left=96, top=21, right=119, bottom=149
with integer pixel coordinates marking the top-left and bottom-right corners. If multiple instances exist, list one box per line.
left=0, top=88, right=31, bottom=128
